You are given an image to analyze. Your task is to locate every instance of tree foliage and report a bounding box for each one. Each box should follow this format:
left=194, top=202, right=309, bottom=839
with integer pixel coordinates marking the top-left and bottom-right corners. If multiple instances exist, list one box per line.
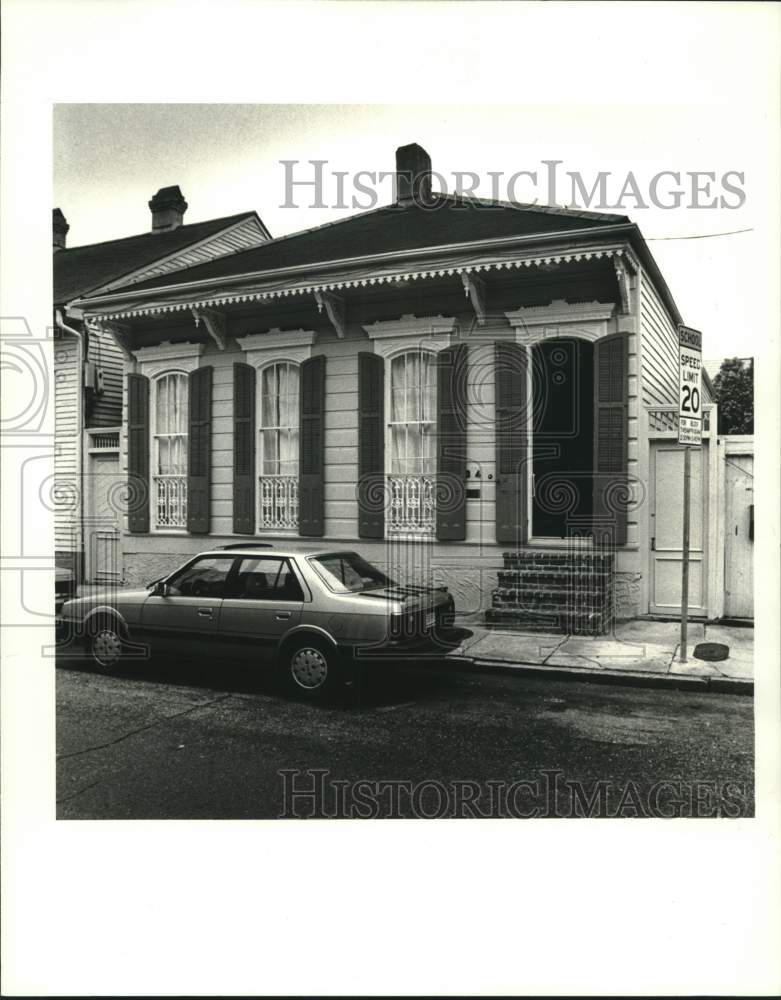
left=713, top=357, right=753, bottom=435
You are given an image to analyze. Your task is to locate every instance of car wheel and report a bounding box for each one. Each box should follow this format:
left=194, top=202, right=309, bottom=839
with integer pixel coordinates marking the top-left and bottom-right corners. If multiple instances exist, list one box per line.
left=284, top=638, right=340, bottom=700
left=88, top=618, right=125, bottom=671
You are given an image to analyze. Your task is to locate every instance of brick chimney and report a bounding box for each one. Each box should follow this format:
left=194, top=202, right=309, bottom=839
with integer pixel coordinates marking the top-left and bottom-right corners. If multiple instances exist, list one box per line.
left=149, top=185, right=188, bottom=232
left=53, top=208, right=69, bottom=252
left=396, top=143, right=433, bottom=205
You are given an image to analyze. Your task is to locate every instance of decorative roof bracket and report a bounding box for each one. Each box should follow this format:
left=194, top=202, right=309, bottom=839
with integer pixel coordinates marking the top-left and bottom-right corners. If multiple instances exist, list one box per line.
left=191, top=306, right=227, bottom=349
left=613, top=255, right=631, bottom=315
left=314, top=290, right=345, bottom=339
left=461, top=271, right=487, bottom=326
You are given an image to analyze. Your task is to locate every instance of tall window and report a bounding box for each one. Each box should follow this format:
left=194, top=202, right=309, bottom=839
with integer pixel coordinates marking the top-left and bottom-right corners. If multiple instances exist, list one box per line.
left=259, top=362, right=300, bottom=529
left=153, top=372, right=188, bottom=528
left=388, top=350, right=436, bottom=533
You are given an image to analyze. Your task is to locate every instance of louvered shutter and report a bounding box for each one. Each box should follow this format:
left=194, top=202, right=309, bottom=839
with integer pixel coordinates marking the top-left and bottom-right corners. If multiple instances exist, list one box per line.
left=127, top=373, right=150, bottom=534
left=494, top=342, right=528, bottom=545
left=436, top=342, right=468, bottom=540
left=358, top=352, right=385, bottom=539
left=593, top=333, right=629, bottom=546
left=187, top=366, right=212, bottom=534
left=233, top=362, right=256, bottom=534
left=299, top=355, right=325, bottom=536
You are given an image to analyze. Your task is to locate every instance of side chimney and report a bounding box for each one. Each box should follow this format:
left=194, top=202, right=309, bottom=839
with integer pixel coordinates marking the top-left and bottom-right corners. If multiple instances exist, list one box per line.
left=53, top=208, right=69, bottom=252
left=395, top=143, right=433, bottom=205
left=149, top=185, right=188, bottom=232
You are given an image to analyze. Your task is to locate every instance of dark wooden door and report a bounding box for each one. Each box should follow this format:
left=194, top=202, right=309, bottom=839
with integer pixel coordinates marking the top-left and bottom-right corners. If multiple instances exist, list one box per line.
left=531, top=339, right=594, bottom=538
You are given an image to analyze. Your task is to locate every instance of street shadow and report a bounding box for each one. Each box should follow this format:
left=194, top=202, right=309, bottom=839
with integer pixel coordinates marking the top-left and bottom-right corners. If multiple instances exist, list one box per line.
left=54, top=626, right=473, bottom=710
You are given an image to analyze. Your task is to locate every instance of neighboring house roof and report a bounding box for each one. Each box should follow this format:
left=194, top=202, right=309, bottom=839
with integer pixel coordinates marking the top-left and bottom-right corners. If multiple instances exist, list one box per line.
left=703, top=359, right=723, bottom=383
left=704, top=357, right=753, bottom=382
left=115, top=195, right=631, bottom=295
left=704, top=357, right=754, bottom=402
left=54, top=211, right=269, bottom=305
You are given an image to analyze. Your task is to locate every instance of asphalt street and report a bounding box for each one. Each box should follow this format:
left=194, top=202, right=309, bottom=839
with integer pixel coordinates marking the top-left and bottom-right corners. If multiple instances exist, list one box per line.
left=56, top=653, right=754, bottom=819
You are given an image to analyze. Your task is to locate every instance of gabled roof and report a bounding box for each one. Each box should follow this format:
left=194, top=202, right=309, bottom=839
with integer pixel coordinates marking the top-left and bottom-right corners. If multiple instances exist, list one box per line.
left=54, top=211, right=267, bottom=305
left=704, top=359, right=723, bottom=383
left=111, top=195, right=631, bottom=295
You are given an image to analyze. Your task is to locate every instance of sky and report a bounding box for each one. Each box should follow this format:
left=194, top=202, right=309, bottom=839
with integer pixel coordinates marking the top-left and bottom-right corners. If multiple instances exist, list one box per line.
left=53, top=98, right=771, bottom=362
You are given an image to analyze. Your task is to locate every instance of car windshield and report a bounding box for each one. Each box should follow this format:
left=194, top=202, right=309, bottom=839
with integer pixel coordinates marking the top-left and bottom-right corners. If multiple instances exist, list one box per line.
left=311, top=552, right=394, bottom=594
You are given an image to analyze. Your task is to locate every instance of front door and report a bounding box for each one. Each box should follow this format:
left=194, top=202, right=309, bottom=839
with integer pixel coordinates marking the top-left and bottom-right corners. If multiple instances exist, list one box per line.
left=140, top=554, right=236, bottom=657
left=531, top=339, right=594, bottom=538
left=649, top=443, right=708, bottom=616
left=85, top=452, right=123, bottom=584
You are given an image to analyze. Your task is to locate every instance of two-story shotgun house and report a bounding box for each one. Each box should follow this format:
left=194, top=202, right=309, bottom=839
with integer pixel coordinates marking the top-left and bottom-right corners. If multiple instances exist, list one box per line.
left=54, top=188, right=271, bottom=583
left=72, top=144, right=721, bottom=629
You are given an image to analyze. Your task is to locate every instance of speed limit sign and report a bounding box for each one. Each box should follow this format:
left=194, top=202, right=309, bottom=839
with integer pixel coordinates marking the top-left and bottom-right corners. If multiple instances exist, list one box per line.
left=678, top=325, right=703, bottom=445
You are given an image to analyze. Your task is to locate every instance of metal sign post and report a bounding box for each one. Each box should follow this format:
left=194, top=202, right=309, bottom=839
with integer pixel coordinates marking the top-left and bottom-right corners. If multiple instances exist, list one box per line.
left=680, top=445, right=691, bottom=662
left=677, top=325, right=703, bottom=662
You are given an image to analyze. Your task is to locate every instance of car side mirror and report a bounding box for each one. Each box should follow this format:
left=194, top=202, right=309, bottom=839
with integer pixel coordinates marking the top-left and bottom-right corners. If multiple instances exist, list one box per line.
left=151, top=581, right=170, bottom=597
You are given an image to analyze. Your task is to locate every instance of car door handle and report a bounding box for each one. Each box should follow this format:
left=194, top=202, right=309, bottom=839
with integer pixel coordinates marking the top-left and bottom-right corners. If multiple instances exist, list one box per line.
left=198, top=607, right=214, bottom=618
left=275, top=611, right=292, bottom=620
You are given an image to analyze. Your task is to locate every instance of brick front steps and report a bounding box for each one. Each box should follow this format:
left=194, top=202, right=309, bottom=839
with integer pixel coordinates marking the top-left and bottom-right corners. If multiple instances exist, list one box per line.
left=486, top=551, right=615, bottom=636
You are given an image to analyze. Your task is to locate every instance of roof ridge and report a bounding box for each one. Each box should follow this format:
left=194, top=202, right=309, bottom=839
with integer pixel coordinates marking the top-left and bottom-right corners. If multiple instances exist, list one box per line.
left=60, top=210, right=259, bottom=253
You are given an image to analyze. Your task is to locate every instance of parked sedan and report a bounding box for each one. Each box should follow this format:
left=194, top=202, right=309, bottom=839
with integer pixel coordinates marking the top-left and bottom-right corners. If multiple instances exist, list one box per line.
left=56, top=544, right=456, bottom=699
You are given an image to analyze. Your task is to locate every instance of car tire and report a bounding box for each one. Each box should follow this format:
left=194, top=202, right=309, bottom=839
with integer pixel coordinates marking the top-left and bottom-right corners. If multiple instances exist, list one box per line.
left=86, top=614, right=125, bottom=672
left=282, top=637, right=341, bottom=701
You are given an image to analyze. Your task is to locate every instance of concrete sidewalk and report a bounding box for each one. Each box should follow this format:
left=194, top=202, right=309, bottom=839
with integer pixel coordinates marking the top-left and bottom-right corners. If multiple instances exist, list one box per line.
left=445, top=618, right=753, bottom=694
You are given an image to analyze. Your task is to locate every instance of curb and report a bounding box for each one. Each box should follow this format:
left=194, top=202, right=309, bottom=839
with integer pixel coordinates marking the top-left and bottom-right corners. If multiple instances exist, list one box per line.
left=438, top=654, right=753, bottom=696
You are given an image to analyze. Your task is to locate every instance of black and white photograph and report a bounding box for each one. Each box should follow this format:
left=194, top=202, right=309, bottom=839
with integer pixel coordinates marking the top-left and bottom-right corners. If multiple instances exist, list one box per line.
left=51, top=106, right=757, bottom=822
left=2, top=1, right=780, bottom=996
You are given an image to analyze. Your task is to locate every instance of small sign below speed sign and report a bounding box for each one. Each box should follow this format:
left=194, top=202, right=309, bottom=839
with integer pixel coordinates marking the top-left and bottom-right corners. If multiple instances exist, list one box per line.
left=678, top=324, right=703, bottom=446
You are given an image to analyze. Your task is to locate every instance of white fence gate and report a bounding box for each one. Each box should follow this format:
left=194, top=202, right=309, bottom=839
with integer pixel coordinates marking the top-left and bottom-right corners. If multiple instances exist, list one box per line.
left=722, top=437, right=753, bottom=620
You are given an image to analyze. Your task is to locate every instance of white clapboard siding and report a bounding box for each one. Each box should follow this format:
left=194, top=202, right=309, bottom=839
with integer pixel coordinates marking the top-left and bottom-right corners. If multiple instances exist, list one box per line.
left=320, top=338, right=359, bottom=538
left=88, top=325, right=125, bottom=427
left=639, top=269, right=679, bottom=406
left=54, top=332, right=81, bottom=552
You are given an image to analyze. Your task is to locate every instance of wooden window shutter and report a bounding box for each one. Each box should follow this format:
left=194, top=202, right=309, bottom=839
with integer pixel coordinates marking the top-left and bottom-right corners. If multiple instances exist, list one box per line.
left=593, top=333, right=629, bottom=546
left=187, top=366, right=212, bottom=535
left=298, top=354, right=325, bottom=536
left=357, top=352, right=385, bottom=539
left=233, top=362, right=256, bottom=535
left=494, top=341, right=528, bottom=545
left=436, top=342, right=468, bottom=541
left=127, top=373, right=150, bottom=534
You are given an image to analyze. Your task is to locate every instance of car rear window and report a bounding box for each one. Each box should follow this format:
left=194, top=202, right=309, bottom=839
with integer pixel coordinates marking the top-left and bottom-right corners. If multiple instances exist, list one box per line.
left=311, top=553, right=393, bottom=594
